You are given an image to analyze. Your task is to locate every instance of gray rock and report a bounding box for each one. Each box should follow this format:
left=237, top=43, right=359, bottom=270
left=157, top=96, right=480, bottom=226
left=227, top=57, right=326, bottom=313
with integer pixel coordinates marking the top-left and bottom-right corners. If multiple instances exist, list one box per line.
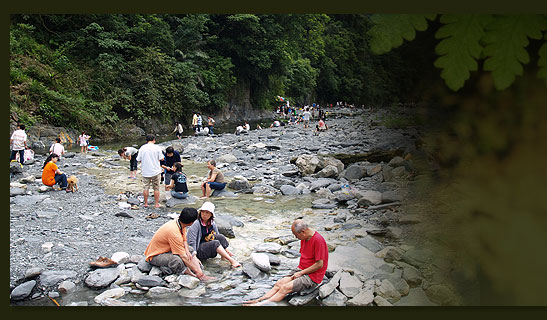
left=136, top=275, right=167, bottom=288
left=400, top=263, right=422, bottom=287
left=312, top=165, right=339, bottom=178
left=39, top=270, right=78, bottom=287
left=251, top=252, right=271, bottom=272
left=58, top=280, right=76, bottom=293
left=227, top=176, right=251, bottom=190
left=295, top=154, right=320, bottom=175
left=347, top=288, right=374, bottom=306
left=395, top=287, right=437, bottom=306
left=280, top=185, right=300, bottom=195
left=319, top=270, right=343, bottom=298
left=10, top=280, right=36, bottom=301
left=373, top=295, right=393, bottom=306
left=211, top=189, right=238, bottom=197
left=357, top=236, right=383, bottom=253
left=375, top=246, right=404, bottom=261
left=339, top=272, right=363, bottom=298
left=10, top=188, right=26, bottom=197
left=216, top=154, right=237, bottom=163
left=375, top=279, right=401, bottom=303
left=288, top=289, right=319, bottom=306
left=266, top=253, right=281, bottom=266
left=146, top=286, right=176, bottom=298
left=94, top=287, right=125, bottom=304
left=388, top=156, right=405, bottom=167
left=320, top=289, right=347, bottom=306
left=85, top=267, right=120, bottom=289
left=242, top=263, right=267, bottom=279
left=254, top=242, right=282, bottom=254
left=309, top=178, right=336, bottom=191
left=137, top=257, right=153, bottom=273
left=24, top=267, right=43, bottom=279
left=178, top=275, right=200, bottom=289
left=165, top=195, right=198, bottom=207
left=344, top=163, right=367, bottom=180
left=357, top=190, right=383, bottom=206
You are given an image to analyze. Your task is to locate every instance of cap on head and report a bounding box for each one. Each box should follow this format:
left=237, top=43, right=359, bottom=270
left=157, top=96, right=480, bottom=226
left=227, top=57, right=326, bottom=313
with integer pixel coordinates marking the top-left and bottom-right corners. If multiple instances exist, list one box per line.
left=198, top=201, right=215, bottom=216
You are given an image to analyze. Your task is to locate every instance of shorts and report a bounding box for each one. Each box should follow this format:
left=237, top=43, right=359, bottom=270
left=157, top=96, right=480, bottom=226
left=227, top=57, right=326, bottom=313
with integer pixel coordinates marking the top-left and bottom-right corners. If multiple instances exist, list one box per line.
left=206, top=182, right=226, bottom=190
left=303, top=120, right=310, bottom=126
left=142, top=174, right=161, bottom=191
left=288, top=268, right=317, bottom=293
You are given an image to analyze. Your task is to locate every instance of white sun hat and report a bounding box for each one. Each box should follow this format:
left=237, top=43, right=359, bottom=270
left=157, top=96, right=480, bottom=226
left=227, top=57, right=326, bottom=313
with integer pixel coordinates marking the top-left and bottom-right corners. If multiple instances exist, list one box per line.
left=198, top=201, right=215, bottom=215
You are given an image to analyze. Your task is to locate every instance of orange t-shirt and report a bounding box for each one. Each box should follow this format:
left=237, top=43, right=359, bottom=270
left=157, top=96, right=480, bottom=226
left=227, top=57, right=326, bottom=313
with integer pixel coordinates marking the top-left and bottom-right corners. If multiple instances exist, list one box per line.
left=42, top=162, right=58, bottom=186
left=144, top=220, right=187, bottom=261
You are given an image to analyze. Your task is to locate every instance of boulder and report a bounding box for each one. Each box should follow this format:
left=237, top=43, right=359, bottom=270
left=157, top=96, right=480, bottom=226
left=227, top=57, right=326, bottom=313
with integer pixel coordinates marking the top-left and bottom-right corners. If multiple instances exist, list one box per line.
left=111, top=252, right=130, bottom=264
left=216, top=154, right=237, bottom=163
left=251, top=252, right=271, bottom=272
left=356, top=190, right=383, bottom=206
left=375, top=279, right=401, bottom=303
left=381, top=190, right=403, bottom=203
left=227, top=176, right=251, bottom=190
left=10, top=280, right=36, bottom=301
left=388, top=156, right=405, bottom=168
left=165, top=195, right=198, bottom=208
left=347, top=288, right=374, bottom=306
left=177, top=275, right=200, bottom=289
left=424, top=284, right=460, bottom=306
left=137, top=257, right=153, bottom=273
left=136, top=275, right=167, bottom=288
left=312, top=165, right=339, bottom=178
left=242, top=263, right=267, bottom=280
left=94, top=288, right=125, bottom=304
left=280, top=185, right=300, bottom=195
left=254, top=242, right=282, bottom=254
left=210, top=189, right=238, bottom=197
left=344, top=163, right=367, bottom=180
left=339, top=272, right=363, bottom=298
left=39, top=270, right=78, bottom=287
left=295, top=154, right=320, bottom=176
left=85, top=267, right=120, bottom=289
left=320, top=289, right=347, bottom=306
left=319, top=270, right=343, bottom=298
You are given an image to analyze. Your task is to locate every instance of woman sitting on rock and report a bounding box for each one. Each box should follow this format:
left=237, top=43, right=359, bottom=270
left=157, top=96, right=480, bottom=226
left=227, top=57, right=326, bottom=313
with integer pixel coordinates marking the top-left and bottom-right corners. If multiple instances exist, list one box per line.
left=187, top=201, right=241, bottom=269
left=200, top=160, right=226, bottom=199
left=166, top=162, right=189, bottom=199
left=41, top=153, right=69, bottom=191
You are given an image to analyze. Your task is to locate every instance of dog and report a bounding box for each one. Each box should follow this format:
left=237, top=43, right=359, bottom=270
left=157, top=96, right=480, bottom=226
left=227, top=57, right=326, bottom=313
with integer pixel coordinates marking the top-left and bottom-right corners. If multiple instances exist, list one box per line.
left=67, top=175, right=79, bottom=192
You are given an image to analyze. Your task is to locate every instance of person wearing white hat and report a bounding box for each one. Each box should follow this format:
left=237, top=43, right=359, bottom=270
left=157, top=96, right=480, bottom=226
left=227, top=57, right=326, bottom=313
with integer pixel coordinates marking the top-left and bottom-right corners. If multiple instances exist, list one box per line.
left=187, top=201, right=241, bottom=269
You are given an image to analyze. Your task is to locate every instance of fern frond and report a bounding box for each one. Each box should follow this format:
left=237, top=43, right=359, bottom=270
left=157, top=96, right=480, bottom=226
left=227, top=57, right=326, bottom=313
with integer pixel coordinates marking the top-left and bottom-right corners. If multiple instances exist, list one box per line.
left=433, top=14, right=493, bottom=91
left=482, top=15, right=547, bottom=90
left=368, top=14, right=437, bottom=55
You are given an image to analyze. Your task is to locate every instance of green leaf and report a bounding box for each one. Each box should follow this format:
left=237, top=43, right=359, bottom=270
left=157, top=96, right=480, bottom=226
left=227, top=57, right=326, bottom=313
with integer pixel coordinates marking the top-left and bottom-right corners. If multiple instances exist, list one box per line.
left=482, top=15, right=547, bottom=90
left=433, top=14, right=493, bottom=91
left=538, top=33, right=547, bottom=85
left=368, top=14, right=437, bottom=55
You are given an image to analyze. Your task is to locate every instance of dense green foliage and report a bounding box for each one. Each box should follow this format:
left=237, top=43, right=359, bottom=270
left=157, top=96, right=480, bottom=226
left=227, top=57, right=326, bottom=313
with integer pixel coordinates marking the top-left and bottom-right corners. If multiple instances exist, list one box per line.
left=10, top=14, right=426, bottom=136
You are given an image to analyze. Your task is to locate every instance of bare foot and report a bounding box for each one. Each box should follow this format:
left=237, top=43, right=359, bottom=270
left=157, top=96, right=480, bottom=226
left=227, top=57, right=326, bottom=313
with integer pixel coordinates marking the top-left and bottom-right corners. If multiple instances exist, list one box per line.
left=198, top=274, right=217, bottom=282
left=231, top=262, right=241, bottom=269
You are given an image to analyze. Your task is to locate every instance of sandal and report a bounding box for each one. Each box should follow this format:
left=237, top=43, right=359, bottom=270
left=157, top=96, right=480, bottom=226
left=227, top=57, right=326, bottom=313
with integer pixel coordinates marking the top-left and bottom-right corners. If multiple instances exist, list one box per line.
left=145, top=213, right=160, bottom=219
left=89, top=256, right=118, bottom=268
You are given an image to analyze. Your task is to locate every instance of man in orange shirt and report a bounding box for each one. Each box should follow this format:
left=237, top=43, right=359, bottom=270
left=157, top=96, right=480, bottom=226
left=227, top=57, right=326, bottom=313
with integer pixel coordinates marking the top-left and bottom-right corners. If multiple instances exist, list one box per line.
left=144, top=207, right=216, bottom=281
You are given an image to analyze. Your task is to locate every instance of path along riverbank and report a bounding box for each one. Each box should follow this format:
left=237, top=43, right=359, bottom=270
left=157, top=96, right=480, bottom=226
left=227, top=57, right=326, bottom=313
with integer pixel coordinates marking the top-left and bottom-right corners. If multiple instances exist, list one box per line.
left=9, top=106, right=464, bottom=306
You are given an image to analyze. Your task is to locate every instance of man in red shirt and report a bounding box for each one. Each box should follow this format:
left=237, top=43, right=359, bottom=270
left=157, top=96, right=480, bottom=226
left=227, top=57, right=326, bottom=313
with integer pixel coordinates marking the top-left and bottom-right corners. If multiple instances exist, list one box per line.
left=243, top=219, right=328, bottom=305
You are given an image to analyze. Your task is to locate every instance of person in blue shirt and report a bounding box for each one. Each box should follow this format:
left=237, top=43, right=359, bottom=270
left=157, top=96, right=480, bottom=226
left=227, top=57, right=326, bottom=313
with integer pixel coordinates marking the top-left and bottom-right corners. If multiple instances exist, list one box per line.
left=160, top=146, right=181, bottom=191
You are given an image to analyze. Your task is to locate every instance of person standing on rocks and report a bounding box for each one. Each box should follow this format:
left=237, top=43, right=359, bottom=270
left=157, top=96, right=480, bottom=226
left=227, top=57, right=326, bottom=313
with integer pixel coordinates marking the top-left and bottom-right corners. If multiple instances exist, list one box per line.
left=41, top=153, right=69, bottom=191
left=10, top=124, right=28, bottom=164
left=78, top=131, right=91, bottom=154
left=243, top=219, right=328, bottom=306
left=49, top=137, right=66, bottom=158
left=136, top=134, right=164, bottom=208
left=144, top=207, right=216, bottom=281
left=118, top=147, right=139, bottom=179
left=192, top=112, right=198, bottom=133
left=187, top=201, right=241, bottom=269
left=200, top=159, right=226, bottom=199
left=302, top=108, right=312, bottom=129
left=207, top=116, right=216, bottom=135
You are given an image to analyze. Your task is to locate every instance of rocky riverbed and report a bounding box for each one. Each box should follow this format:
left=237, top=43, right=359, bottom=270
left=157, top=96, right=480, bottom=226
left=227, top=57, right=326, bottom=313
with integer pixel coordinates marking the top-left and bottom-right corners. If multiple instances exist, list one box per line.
left=9, top=106, right=463, bottom=306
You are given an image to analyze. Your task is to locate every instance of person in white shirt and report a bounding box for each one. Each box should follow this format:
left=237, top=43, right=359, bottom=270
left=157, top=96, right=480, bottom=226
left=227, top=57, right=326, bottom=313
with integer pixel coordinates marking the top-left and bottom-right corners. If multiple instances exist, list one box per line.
left=49, top=137, right=66, bottom=157
left=136, top=134, right=164, bottom=208
left=78, top=132, right=91, bottom=153
left=118, top=146, right=139, bottom=179
left=302, top=108, right=312, bottom=128
left=10, top=124, right=28, bottom=164
left=244, top=121, right=250, bottom=131
left=172, top=122, right=184, bottom=140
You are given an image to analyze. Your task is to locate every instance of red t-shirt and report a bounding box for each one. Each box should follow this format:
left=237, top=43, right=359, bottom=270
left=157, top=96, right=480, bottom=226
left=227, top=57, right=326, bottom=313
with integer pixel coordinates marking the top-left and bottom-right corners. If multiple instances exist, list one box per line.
left=298, top=231, right=328, bottom=284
